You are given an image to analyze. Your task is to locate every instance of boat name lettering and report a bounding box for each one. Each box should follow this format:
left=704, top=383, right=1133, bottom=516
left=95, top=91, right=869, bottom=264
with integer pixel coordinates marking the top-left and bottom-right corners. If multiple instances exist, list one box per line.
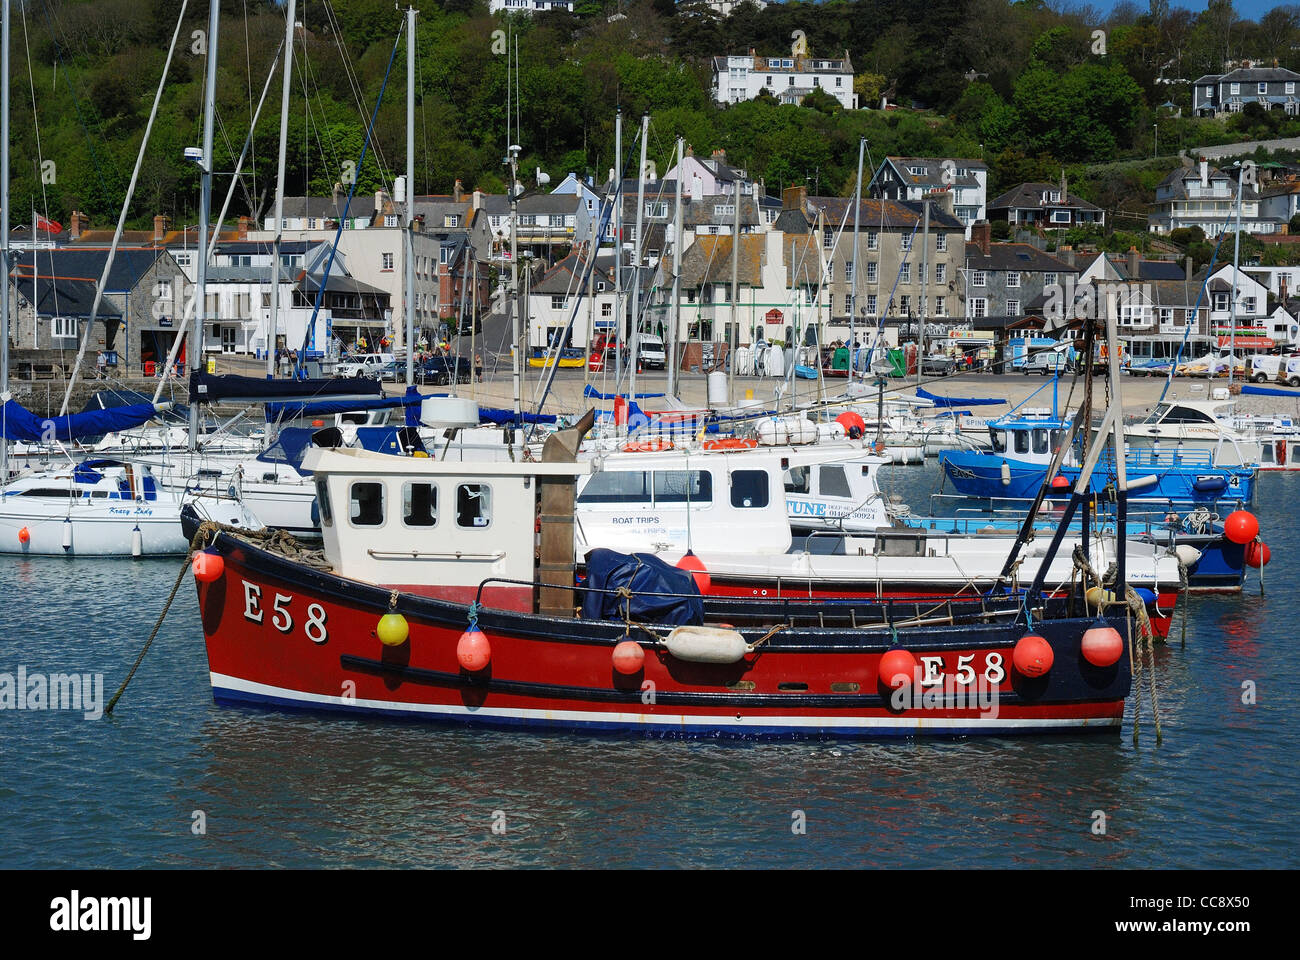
left=611, top=516, right=661, bottom=525
left=787, top=499, right=827, bottom=517
left=918, top=652, right=1006, bottom=686
left=242, top=581, right=329, bottom=643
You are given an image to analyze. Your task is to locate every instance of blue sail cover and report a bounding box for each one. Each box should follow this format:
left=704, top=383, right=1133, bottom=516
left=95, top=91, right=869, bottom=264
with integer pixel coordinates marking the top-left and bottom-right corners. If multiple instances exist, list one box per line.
left=582, top=384, right=666, bottom=400
left=916, top=387, right=1006, bottom=408
left=479, top=406, right=558, bottom=425
left=1, top=398, right=164, bottom=443
left=189, top=372, right=381, bottom=404
left=581, top=548, right=704, bottom=626
left=264, top=395, right=410, bottom=422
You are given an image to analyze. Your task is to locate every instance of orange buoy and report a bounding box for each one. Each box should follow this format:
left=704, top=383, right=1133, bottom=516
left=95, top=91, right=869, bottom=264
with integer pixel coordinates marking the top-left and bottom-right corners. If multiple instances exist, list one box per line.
left=1223, top=510, right=1259, bottom=545
left=835, top=411, right=867, bottom=439
left=612, top=640, right=645, bottom=675
left=1081, top=625, right=1124, bottom=668
left=457, top=628, right=492, bottom=671
left=676, top=550, right=711, bottom=593
left=877, top=648, right=918, bottom=690
left=192, top=550, right=225, bottom=582
left=1245, top=540, right=1271, bottom=568
left=17, top=527, right=30, bottom=545
left=1050, top=475, right=1071, bottom=489
left=1012, top=634, right=1054, bottom=677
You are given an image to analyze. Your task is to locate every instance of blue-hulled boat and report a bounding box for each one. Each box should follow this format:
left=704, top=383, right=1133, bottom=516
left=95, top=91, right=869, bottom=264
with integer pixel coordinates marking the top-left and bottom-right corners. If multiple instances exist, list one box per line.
left=939, top=408, right=1255, bottom=505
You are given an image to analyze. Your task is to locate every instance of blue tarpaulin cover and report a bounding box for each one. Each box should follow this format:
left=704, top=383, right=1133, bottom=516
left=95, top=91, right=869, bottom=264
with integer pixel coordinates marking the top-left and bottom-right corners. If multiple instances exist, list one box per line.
left=581, top=548, right=703, bottom=626
left=479, top=406, right=558, bottom=425
left=582, top=384, right=666, bottom=400
left=916, top=386, right=1005, bottom=408
left=1, top=398, right=164, bottom=443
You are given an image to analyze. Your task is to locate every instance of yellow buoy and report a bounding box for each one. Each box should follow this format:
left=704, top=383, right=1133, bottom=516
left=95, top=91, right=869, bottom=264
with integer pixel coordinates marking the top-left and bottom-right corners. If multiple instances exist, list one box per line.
left=377, top=612, right=410, bottom=646
left=1084, top=586, right=1116, bottom=607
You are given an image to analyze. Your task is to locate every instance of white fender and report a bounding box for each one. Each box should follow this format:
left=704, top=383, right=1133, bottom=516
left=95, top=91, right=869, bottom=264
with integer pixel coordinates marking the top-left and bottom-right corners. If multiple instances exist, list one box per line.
left=663, top=626, right=752, bottom=664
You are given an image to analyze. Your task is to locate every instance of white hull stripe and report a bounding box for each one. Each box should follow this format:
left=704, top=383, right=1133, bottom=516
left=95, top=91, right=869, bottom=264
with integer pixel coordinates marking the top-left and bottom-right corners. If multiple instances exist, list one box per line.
left=210, top=673, right=1120, bottom=733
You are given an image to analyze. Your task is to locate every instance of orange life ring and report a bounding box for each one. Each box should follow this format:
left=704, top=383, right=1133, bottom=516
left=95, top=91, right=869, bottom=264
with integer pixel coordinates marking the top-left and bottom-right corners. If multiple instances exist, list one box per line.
left=702, top=437, right=758, bottom=451
left=622, top=439, right=674, bottom=453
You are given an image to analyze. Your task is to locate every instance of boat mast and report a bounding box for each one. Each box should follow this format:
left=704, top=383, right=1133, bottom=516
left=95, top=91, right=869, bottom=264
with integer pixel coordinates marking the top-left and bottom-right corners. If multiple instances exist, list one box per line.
left=191, top=0, right=220, bottom=448
left=613, top=111, right=623, bottom=382
left=727, top=182, right=740, bottom=405
left=918, top=195, right=929, bottom=390
left=267, top=0, right=295, bottom=379
left=850, top=137, right=863, bottom=388
left=628, top=113, right=648, bottom=400
left=1228, top=160, right=1243, bottom=388
left=405, top=5, right=416, bottom=387
left=508, top=142, right=521, bottom=441
left=669, top=136, right=683, bottom=397
left=1, top=0, right=10, bottom=485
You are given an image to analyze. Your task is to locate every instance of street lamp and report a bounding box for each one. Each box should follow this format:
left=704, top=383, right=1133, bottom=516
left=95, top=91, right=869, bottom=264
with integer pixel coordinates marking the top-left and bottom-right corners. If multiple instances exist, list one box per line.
left=1153, top=123, right=1158, bottom=159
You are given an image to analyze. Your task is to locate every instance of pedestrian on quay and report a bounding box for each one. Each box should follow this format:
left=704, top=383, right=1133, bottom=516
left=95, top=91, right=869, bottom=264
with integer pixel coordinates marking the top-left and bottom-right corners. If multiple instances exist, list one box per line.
left=475, top=352, right=484, bottom=383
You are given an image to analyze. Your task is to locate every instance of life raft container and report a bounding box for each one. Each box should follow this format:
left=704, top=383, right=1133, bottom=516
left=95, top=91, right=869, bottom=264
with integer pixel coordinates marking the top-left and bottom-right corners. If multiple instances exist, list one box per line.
left=622, top=438, right=674, bottom=453
left=702, top=437, right=758, bottom=451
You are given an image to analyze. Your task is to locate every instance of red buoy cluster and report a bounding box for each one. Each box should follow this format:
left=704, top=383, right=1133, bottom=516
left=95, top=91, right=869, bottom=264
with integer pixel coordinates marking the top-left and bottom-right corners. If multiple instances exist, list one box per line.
left=1224, top=511, right=1270, bottom=569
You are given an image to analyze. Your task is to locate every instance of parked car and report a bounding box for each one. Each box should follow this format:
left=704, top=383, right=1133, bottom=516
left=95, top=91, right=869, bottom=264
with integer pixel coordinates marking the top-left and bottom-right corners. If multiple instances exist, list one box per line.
left=336, top=353, right=394, bottom=378
left=419, top=355, right=472, bottom=385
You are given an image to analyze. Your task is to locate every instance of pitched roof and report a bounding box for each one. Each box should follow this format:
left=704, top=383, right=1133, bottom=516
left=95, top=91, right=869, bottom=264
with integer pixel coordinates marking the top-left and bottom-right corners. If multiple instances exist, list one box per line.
left=803, top=197, right=964, bottom=232
left=530, top=252, right=617, bottom=295
left=10, top=271, right=123, bottom=318
left=7, top=246, right=166, bottom=291
left=964, top=242, right=1077, bottom=273
left=989, top=183, right=1102, bottom=212
left=679, top=235, right=767, bottom=287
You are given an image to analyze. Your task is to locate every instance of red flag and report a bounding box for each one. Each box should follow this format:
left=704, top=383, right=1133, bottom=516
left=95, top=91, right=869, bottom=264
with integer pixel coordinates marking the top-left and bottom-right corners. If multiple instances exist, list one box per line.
left=36, top=213, right=63, bottom=234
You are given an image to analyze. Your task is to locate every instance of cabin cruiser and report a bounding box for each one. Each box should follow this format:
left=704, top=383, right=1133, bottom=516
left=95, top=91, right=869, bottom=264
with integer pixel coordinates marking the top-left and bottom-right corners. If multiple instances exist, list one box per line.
left=1123, top=395, right=1262, bottom=467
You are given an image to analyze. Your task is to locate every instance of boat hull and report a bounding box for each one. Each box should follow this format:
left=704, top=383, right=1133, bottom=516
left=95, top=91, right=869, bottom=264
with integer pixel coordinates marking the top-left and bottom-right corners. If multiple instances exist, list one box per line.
left=197, top=533, right=1133, bottom=738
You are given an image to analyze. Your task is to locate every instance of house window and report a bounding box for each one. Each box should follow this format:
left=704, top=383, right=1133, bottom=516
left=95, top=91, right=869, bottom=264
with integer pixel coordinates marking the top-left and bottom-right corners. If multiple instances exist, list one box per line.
left=845, top=260, right=855, bottom=283
left=766, top=76, right=772, bottom=87
left=788, top=76, right=794, bottom=86
left=1242, top=296, right=1256, bottom=313
left=384, top=215, right=398, bottom=227
left=867, top=230, right=878, bottom=250
left=823, top=227, right=834, bottom=249
left=174, top=253, right=192, bottom=267
left=714, top=204, right=735, bottom=218
left=971, top=271, right=986, bottom=287
left=1289, top=82, right=1296, bottom=95
left=1160, top=308, right=1174, bottom=326
left=970, top=298, right=987, bottom=318
left=826, top=262, right=834, bottom=283
left=519, top=215, right=537, bottom=226
left=601, top=303, right=612, bottom=318
left=908, top=165, right=925, bottom=176
left=444, top=215, right=460, bottom=227
left=1051, top=210, right=1071, bottom=223
left=440, top=247, right=450, bottom=265
left=1044, top=272, right=1057, bottom=287
left=1259, top=82, right=1268, bottom=95
left=935, top=234, right=946, bottom=251
left=1214, top=293, right=1229, bottom=311
left=901, top=234, right=913, bottom=251
left=935, top=296, right=946, bottom=317
left=1007, top=272, right=1021, bottom=288
left=1049, top=191, right=1061, bottom=202
left=935, top=263, right=946, bottom=283
left=52, top=317, right=77, bottom=339
left=866, top=261, right=878, bottom=284
left=551, top=295, right=567, bottom=310
left=1231, top=82, right=1240, bottom=95
left=899, top=295, right=911, bottom=314
left=307, top=217, right=318, bottom=229
left=381, top=252, right=394, bottom=271
left=867, top=294, right=878, bottom=315
left=900, top=263, right=911, bottom=283
left=647, top=202, right=667, bottom=218
left=1007, top=299, right=1021, bottom=315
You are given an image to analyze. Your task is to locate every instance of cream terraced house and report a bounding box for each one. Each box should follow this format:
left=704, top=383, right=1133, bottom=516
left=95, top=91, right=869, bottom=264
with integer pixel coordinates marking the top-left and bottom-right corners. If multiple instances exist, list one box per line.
left=712, top=50, right=857, bottom=110
left=1147, top=159, right=1279, bottom=235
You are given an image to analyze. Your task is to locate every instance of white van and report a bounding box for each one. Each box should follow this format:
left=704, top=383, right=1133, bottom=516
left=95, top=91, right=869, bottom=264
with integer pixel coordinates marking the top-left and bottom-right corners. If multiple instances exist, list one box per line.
left=1250, top=355, right=1284, bottom=383
left=638, top=335, right=666, bottom=369
left=336, top=353, right=394, bottom=378
left=1279, top=357, right=1300, bottom=387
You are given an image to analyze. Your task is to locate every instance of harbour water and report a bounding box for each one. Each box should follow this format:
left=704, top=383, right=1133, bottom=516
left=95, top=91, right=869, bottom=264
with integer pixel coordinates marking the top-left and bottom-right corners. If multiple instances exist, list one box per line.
left=1, top=465, right=1296, bottom=869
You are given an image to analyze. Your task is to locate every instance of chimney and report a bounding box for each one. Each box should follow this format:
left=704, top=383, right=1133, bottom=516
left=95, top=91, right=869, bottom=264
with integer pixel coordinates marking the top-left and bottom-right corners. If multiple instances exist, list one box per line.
left=711, top=149, right=726, bottom=163
left=332, top=182, right=344, bottom=207
left=375, top=190, right=388, bottom=214
left=971, top=220, right=991, bottom=257
left=1126, top=245, right=1139, bottom=278
left=1185, top=255, right=1193, bottom=282
left=454, top=179, right=464, bottom=203
left=238, top=215, right=251, bottom=240
left=1059, top=244, right=1075, bottom=267
left=928, top=188, right=954, bottom=217
left=70, top=210, right=89, bottom=240
left=686, top=145, right=693, bottom=158
left=472, top=189, right=483, bottom=211
left=153, top=214, right=169, bottom=244
left=1199, top=157, right=1209, bottom=188
left=782, top=183, right=807, bottom=212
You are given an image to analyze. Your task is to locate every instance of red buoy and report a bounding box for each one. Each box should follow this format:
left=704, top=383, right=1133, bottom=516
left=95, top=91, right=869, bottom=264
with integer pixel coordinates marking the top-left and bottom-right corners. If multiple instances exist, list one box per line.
left=1012, top=634, right=1054, bottom=677
left=1081, top=625, right=1124, bottom=668
left=612, top=640, right=645, bottom=675
left=1050, top=475, right=1071, bottom=489
left=1245, top=540, right=1271, bottom=568
left=457, top=628, right=492, bottom=672
left=17, top=527, right=30, bottom=545
left=676, top=551, right=711, bottom=594
left=1224, top=510, right=1259, bottom=546
left=877, top=648, right=919, bottom=690
left=192, top=550, right=225, bottom=583
left=835, top=411, right=867, bottom=439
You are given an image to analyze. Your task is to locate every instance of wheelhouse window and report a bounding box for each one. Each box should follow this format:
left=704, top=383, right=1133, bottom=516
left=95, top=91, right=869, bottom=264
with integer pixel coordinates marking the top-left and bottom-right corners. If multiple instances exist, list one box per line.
left=402, top=482, right=438, bottom=527
left=653, top=470, right=712, bottom=504
left=1013, top=430, right=1030, bottom=455
left=349, top=481, right=385, bottom=526
left=315, top=478, right=333, bottom=527
left=730, top=470, right=769, bottom=508
left=784, top=465, right=811, bottom=493
left=819, top=465, right=853, bottom=498
left=577, top=470, right=652, bottom=504
left=455, top=483, right=492, bottom=527
left=989, top=429, right=1006, bottom=452
left=1032, top=429, right=1049, bottom=455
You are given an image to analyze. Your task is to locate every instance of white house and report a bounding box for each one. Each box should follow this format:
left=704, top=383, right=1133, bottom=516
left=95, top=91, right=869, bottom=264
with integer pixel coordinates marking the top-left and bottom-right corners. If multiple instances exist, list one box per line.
left=1148, top=159, right=1281, bottom=235
left=868, top=157, right=988, bottom=237
left=711, top=51, right=856, bottom=110
left=489, top=0, right=573, bottom=13
left=526, top=252, right=619, bottom=350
